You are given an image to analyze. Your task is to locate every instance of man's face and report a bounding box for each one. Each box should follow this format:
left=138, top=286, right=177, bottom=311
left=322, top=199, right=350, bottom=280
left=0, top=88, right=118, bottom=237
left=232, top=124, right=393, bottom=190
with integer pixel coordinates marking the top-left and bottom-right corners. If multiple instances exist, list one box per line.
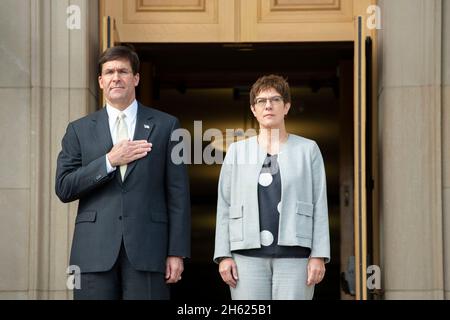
left=251, top=88, right=291, bottom=129
left=98, top=59, right=139, bottom=109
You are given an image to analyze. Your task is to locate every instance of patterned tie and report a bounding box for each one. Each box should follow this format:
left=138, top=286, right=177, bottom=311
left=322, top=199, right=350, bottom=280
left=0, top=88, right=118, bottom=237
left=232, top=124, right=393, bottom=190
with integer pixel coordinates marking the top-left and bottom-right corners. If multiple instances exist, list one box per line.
left=116, top=112, right=128, bottom=180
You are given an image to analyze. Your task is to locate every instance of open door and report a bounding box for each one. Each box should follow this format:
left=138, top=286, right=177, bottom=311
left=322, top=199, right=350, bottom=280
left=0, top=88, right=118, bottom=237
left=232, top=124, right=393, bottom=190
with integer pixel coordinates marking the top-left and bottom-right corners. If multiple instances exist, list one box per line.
left=101, top=16, right=118, bottom=52
left=100, top=16, right=121, bottom=107
left=354, top=15, right=371, bottom=301
left=340, top=13, right=378, bottom=301
left=101, top=15, right=154, bottom=108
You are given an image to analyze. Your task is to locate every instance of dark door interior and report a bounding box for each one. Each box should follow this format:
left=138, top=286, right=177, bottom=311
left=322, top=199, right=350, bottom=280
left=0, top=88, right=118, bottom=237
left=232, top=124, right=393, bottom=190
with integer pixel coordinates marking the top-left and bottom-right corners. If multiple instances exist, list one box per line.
left=132, top=42, right=354, bottom=300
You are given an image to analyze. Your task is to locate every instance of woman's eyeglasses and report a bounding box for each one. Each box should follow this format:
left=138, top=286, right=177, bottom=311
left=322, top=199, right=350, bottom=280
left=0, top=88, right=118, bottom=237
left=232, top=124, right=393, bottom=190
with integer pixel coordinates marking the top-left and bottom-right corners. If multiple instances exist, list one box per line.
left=254, top=96, right=284, bottom=108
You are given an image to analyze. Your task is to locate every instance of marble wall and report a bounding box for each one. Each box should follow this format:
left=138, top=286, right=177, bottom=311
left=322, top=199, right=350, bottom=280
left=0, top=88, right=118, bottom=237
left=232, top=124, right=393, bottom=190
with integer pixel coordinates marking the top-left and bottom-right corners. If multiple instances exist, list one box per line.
left=0, top=0, right=98, bottom=299
left=377, top=0, right=449, bottom=299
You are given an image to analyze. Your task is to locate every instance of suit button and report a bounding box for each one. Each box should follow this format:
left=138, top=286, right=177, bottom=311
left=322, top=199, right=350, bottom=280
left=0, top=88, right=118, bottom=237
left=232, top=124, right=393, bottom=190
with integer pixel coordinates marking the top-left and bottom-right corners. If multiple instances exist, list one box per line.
left=118, top=216, right=122, bottom=220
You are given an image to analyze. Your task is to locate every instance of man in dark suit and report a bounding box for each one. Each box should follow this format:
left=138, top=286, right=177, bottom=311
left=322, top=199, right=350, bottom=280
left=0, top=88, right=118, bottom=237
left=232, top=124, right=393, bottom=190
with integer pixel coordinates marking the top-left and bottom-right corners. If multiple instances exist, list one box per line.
left=55, top=46, right=190, bottom=300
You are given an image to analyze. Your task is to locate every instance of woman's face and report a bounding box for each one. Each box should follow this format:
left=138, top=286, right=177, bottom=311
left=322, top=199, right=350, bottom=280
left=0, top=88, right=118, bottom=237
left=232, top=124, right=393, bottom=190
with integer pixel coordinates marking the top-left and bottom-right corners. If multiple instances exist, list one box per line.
left=251, top=88, right=291, bottom=129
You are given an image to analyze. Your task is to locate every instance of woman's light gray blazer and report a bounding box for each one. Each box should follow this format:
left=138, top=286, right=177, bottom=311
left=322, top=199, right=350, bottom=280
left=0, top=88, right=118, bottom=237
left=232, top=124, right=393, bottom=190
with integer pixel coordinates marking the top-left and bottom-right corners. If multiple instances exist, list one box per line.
left=213, top=134, right=330, bottom=264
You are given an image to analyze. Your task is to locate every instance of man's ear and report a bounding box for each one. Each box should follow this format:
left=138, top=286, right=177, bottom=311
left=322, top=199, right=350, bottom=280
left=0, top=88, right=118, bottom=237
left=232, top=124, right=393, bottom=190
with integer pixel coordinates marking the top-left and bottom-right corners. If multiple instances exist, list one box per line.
left=134, top=73, right=140, bottom=87
left=98, top=76, right=104, bottom=90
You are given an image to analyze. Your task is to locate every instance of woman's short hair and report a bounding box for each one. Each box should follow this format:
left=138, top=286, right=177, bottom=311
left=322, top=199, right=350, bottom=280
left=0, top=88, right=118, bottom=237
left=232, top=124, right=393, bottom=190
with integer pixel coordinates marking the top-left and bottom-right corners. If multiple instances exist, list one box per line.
left=249, top=74, right=291, bottom=105
left=98, top=45, right=140, bottom=75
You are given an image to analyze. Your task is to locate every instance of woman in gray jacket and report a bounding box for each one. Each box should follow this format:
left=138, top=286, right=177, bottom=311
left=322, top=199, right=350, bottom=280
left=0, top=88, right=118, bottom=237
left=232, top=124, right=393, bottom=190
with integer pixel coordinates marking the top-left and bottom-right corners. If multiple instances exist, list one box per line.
left=214, top=75, right=330, bottom=300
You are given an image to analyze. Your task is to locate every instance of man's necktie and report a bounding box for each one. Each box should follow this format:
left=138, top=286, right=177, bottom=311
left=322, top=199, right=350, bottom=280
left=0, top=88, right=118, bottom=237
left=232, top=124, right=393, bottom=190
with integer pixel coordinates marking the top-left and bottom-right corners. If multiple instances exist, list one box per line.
left=116, top=112, right=129, bottom=180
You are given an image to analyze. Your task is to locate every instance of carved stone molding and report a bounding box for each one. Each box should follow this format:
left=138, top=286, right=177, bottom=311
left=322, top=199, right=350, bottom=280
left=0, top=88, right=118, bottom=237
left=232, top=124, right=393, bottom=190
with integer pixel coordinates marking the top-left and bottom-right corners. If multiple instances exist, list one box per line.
left=270, top=0, right=341, bottom=12
left=124, top=0, right=216, bottom=24
left=136, top=0, right=206, bottom=12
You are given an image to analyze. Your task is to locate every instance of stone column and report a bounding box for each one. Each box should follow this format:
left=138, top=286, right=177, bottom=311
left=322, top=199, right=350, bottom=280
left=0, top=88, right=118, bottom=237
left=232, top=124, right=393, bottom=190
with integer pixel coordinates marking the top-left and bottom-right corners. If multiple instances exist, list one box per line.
left=0, top=0, right=32, bottom=300
left=377, top=0, right=445, bottom=299
left=443, top=0, right=450, bottom=301
left=0, top=0, right=98, bottom=299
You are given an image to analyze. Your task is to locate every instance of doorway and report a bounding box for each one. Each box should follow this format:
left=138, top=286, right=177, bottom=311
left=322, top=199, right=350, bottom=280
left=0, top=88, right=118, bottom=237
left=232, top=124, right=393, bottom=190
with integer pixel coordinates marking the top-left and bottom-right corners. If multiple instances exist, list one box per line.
left=132, top=42, right=355, bottom=300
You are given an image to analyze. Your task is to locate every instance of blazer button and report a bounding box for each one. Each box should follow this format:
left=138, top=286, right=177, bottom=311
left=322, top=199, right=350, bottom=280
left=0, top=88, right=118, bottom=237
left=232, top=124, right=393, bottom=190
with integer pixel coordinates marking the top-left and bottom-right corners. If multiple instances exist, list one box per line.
left=118, top=216, right=122, bottom=220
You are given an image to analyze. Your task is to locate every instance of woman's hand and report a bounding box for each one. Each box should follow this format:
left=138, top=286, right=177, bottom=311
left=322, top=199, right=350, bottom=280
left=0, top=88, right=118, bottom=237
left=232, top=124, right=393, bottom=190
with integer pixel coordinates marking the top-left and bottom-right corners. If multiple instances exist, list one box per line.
left=219, top=258, right=239, bottom=288
left=307, top=257, right=325, bottom=286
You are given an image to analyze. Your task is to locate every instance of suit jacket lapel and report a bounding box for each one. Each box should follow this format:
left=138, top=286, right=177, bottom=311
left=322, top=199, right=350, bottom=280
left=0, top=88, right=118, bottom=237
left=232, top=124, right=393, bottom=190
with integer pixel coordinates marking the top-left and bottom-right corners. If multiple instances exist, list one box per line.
left=123, top=103, right=155, bottom=181
left=92, top=108, right=114, bottom=159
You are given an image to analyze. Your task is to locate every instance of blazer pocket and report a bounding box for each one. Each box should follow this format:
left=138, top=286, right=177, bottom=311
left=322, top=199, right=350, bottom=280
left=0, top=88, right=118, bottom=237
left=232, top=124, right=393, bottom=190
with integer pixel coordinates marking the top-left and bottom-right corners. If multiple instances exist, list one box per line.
left=75, top=211, right=97, bottom=224
left=229, top=205, right=243, bottom=242
left=151, top=211, right=168, bottom=223
left=296, top=201, right=313, bottom=239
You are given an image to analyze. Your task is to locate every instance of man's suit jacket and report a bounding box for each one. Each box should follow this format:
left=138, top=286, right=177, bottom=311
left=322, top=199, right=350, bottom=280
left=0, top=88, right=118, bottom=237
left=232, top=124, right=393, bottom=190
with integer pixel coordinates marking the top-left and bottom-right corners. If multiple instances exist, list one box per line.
left=213, top=135, right=330, bottom=263
left=55, top=103, right=190, bottom=274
